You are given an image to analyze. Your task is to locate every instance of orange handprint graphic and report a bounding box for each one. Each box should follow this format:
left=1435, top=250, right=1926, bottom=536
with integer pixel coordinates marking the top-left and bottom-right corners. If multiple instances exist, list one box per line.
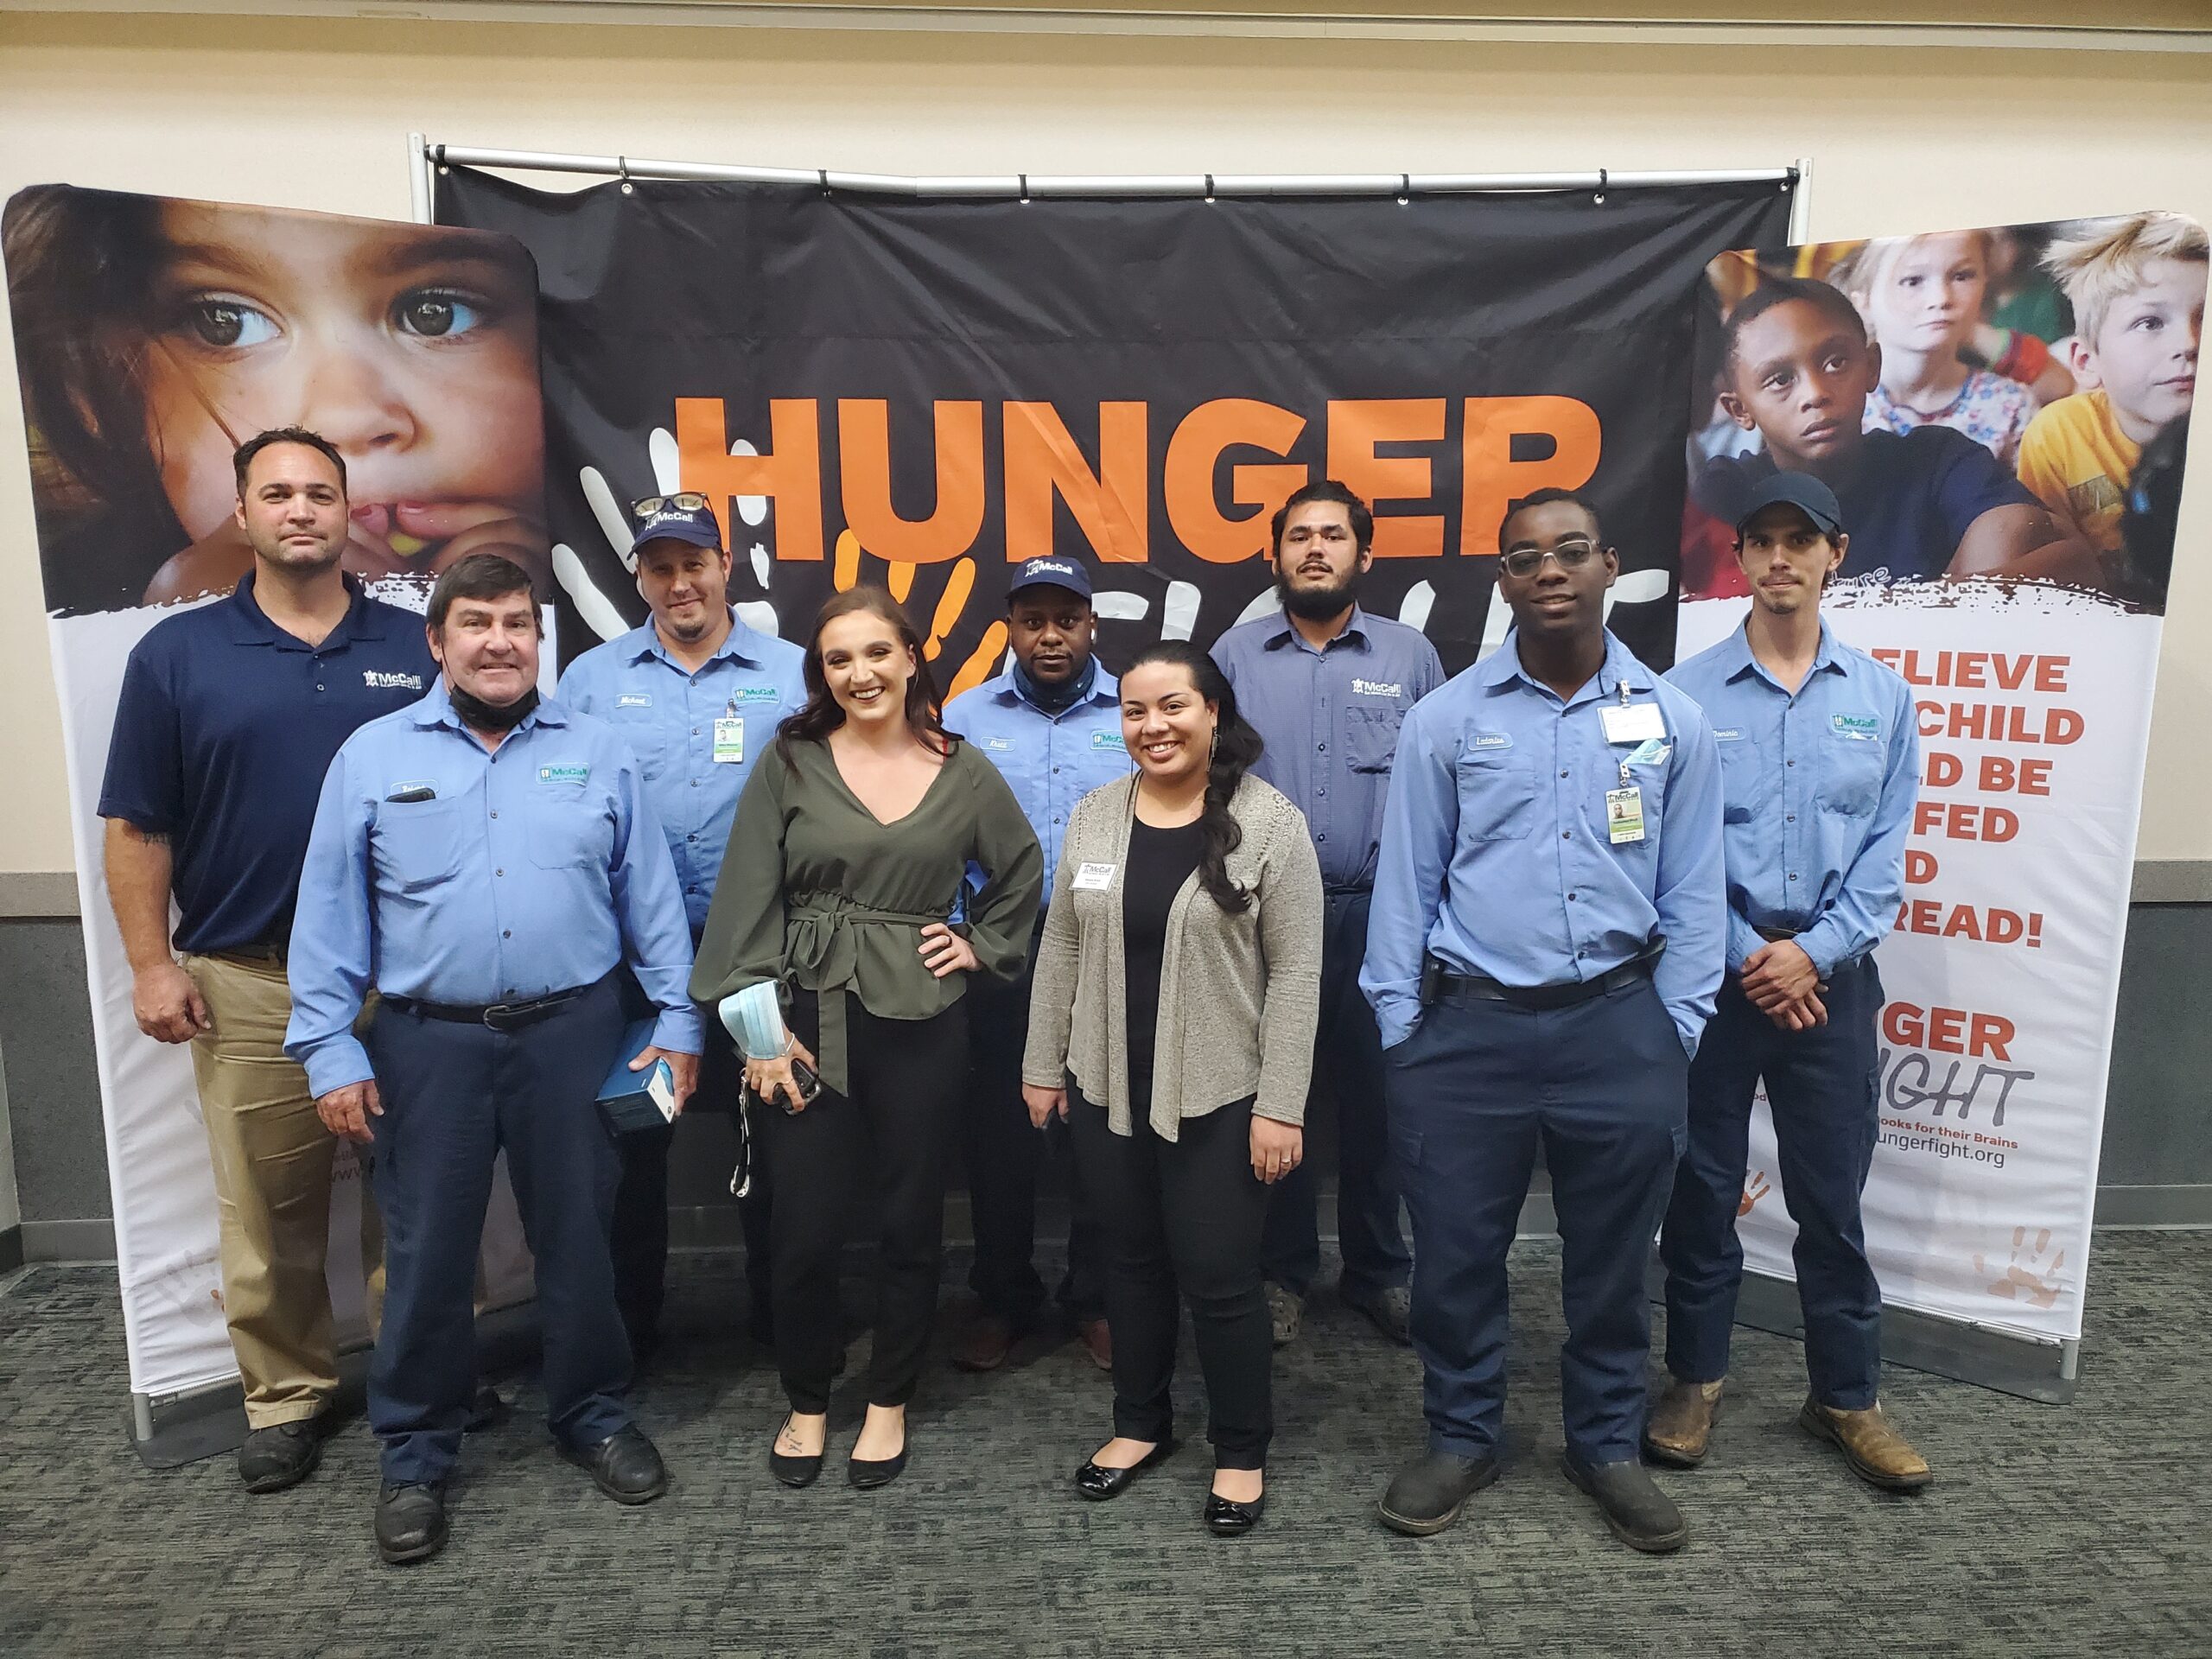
left=1738, top=1170, right=1772, bottom=1217
left=1974, top=1224, right=2065, bottom=1310
left=830, top=529, right=1004, bottom=699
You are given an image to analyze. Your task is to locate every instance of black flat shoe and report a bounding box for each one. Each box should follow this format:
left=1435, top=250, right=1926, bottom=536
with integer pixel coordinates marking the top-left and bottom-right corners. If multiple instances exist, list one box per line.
left=849, top=1436, right=910, bottom=1490
left=769, top=1416, right=824, bottom=1489
left=1075, top=1439, right=1179, bottom=1501
left=1204, top=1489, right=1267, bottom=1536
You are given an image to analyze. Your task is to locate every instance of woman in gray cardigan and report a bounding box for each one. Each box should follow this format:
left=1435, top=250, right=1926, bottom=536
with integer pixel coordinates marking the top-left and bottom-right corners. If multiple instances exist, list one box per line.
left=1022, top=639, right=1322, bottom=1535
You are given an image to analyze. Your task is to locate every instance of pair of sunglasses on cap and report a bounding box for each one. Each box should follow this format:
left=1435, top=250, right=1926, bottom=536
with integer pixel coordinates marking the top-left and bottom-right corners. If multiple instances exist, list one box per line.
left=630, top=492, right=710, bottom=519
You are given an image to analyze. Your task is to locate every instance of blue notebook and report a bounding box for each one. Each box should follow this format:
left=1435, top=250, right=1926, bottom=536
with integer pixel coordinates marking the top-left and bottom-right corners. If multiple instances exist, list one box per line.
left=597, top=1019, right=677, bottom=1134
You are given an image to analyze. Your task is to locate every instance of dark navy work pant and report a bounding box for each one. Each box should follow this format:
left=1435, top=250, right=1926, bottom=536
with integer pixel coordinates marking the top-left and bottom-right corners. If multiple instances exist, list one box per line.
left=1660, top=957, right=1885, bottom=1410
left=963, top=933, right=1104, bottom=1325
left=1386, top=976, right=1688, bottom=1465
left=1262, top=890, right=1412, bottom=1298
left=365, top=976, right=634, bottom=1484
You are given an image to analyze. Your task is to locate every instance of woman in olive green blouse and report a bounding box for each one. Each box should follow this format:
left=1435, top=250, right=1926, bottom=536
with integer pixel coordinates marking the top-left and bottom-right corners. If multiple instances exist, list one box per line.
left=691, top=586, right=1042, bottom=1491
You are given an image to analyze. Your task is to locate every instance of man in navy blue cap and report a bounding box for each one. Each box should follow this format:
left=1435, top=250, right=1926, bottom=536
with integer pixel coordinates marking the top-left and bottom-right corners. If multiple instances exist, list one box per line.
left=560, top=493, right=806, bottom=1360
left=941, top=554, right=1126, bottom=1372
left=1657, top=471, right=1931, bottom=1491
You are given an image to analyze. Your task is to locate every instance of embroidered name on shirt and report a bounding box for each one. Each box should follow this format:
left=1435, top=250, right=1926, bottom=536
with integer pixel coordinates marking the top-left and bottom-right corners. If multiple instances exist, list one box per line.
left=1352, top=678, right=1404, bottom=697
left=617, top=692, right=653, bottom=709
left=1831, top=714, right=1881, bottom=740
left=364, top=670, right=424, bottom=690
left=1713, top=728, right=1745, bottom=742
left=983, top=735, right=1015, bottom=751
left=1471, top=733, right=1513, bottom=750
left=538, top=764, right=590, bottom=785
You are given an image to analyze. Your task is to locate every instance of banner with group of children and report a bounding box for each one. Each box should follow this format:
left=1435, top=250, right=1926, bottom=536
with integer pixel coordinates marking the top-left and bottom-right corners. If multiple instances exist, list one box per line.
left=1676, top=213, right=2202, bottom=1344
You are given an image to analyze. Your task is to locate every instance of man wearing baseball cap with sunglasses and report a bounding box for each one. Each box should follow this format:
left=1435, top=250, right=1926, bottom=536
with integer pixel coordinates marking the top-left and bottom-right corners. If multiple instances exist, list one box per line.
left=559, top=494, right=807, bottom=1361
left=1656, top=472, right=1930, bottom=1492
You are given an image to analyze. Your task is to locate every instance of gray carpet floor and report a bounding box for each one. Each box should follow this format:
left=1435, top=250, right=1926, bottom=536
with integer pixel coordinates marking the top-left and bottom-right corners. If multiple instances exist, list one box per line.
left=2, top=1232, right=2208, bottom=1657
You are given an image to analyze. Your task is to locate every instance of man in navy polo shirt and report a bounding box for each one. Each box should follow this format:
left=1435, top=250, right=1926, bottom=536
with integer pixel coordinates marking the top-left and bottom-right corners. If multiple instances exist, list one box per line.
left=559, top=495, right=806, bottom=1359
left=99, top=427, right=437, bottom=1496
left=1212, top=480, right=1443, bottom=1349
left=941, top=554, right=1126, bottom=1372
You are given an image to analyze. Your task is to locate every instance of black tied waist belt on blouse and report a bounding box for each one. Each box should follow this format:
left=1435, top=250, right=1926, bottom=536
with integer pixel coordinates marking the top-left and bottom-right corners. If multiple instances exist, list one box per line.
left=1421, top=938, right=1667, bottom=1013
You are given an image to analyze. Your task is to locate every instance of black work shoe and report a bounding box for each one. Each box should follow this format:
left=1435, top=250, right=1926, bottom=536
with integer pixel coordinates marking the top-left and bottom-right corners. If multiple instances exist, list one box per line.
left=1560, top=1450, right=1688, bottom=1554
left=238, top=1417, right=327, bottom=1494
left=561, top=1425, right=669, bottom=1505
left=374, top=1481, right=449, bottom=1565
left=1376, top=1449, right=1500, bottom=1536
left=1342, top=1282, right=1414, bottom=1346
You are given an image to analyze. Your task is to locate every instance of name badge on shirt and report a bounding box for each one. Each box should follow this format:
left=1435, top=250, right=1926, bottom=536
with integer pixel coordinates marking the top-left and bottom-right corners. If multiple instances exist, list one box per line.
left=1600, top=702, right=1668, bottom=745
left=1073, top=861, right=1117, bottom=891
left=1605, top=786, right=1647, bottom=844
left=714, top=715, right=745, bottom=764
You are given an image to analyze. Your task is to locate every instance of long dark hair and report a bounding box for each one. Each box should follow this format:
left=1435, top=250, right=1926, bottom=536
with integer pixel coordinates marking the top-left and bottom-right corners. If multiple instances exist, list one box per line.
left=777, top=584, right=957, bottom=766
left=1123, top=639, right=1265, bottom=913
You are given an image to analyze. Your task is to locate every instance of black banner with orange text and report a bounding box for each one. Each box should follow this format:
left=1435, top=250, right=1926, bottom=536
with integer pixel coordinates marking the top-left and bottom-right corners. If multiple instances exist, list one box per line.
left=437, top=168, right=1789, bottom=690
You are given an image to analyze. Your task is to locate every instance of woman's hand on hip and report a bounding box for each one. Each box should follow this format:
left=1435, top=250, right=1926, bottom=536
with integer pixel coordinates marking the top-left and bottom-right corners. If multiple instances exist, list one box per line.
left=918, top=922, right=981, bottom=978
left=1023, top=1084, right=1068, bottom=1129
left=1250, top=1116, right=1304, bottom=1185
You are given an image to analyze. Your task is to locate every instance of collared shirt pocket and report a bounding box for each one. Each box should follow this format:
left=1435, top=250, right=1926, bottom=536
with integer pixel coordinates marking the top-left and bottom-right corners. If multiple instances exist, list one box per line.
left=372, top=797, right=463, bottom=894
left=1453, top=746, right=1536, bottom=841
left=1715, top=737, right=1765, bottom=826
left=607, top=701, right=670, bottom=779
left=526, top=775, right=616, bottom=871
left=1344, top=703, right=1406, bottom=774
left=1817, top=728, right=1885, bottom=817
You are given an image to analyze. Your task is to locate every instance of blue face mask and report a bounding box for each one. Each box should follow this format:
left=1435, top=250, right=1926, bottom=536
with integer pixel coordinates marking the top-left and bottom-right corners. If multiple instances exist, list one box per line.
left=720, top=982, right=788, bottom=1059
left=1013, top=652, right=1096, bottom=714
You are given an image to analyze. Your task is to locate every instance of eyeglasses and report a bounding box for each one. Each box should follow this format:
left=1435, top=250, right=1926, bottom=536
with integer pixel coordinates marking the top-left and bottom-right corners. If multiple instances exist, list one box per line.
left=631, top=492, right=709, bottom=519
left=1498, top=539, right=1600, bottom=580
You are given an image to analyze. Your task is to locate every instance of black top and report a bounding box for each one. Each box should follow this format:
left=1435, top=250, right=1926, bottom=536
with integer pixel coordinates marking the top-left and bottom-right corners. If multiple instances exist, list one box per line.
left=97, top=572, right=438, bottom=955
left=1122, top=817, right=1208, bottom=1111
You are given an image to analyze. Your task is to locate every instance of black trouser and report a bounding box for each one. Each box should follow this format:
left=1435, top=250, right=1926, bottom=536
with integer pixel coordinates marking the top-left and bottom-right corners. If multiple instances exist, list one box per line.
left=1260, top=888, right=1412, bottom=1298
left=963, top=940, right=1104, bottom=1325
left=609, top=1026, right=773, bottom=1347
left=759, top=988, right=967, bottom=1415
left=1070, top=1092, right=1273, bottom=1471
left=365, top=976, right=633, bottom=1484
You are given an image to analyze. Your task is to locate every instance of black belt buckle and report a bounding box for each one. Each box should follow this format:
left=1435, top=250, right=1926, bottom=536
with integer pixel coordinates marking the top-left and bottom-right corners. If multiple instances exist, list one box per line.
left=480, top=990, right=571, bottom=1032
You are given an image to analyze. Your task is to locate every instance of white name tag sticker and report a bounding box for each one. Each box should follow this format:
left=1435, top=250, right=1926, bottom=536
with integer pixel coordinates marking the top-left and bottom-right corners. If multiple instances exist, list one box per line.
left=1605, top=786, right=1647, bottom=844
left=1073, top=861, right=1117, bottom=891
left=1600, top=702, right=1667, bottom=745
left=713, top=715, right=745, bottom=764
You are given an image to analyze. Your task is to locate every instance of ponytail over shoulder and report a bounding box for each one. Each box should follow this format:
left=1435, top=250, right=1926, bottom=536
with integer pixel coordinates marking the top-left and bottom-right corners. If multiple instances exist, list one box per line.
left=1124, top=639, right=1265, bottom=913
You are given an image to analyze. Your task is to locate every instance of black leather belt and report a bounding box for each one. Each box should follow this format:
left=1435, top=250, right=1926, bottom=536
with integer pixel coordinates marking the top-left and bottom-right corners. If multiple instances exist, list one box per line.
left=1754, top=925, right=1802, bottom=944
left=385, top=984, right=591, bottom=1031
left=211, top=940, right=288, bottom=966
left=1426, top=939, right=1664, bottom=1013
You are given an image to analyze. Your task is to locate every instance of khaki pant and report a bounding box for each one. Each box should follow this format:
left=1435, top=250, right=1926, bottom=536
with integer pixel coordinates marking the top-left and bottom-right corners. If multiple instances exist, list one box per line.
left=181, top=952, right=384, bottom=1428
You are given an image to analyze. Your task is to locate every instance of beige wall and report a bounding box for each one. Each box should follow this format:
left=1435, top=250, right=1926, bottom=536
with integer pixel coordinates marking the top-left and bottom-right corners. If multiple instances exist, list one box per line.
left=2, top=12, right=2208, bottom=870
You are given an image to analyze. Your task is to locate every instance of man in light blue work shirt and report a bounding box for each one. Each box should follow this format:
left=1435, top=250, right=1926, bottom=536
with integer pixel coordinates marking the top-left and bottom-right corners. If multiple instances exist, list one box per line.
left=941, top=554, right=1127, bottom=1373
left=1213, top=480, right=1442, bottom=1350
left=287, top=555, right=701, bottom=1567
left=1654, top=472, right=1931, bottom=1493
left=559, top=496, right=806, bottom=1360
left=1363, top=487, right=1725, bottom=1554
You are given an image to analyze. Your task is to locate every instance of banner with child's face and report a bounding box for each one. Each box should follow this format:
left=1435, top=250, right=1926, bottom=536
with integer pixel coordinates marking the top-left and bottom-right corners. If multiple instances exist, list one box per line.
left=2, top=187, right=546, bottom=1402
left=434, top=168, right=1789, bottom=683
left=1679, top=214, right=2204, bottom=1345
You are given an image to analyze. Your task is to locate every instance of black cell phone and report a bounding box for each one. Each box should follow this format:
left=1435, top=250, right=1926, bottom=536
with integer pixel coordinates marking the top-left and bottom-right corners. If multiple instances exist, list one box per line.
left=747, top=1058, right=823, bottom=1116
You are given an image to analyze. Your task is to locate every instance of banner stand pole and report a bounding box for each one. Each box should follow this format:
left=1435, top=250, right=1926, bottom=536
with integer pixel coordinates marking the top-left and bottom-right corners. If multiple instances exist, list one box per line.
left=407, top=130, right=434, bottom=226
left=1789, top=153, right=1815, bottom=243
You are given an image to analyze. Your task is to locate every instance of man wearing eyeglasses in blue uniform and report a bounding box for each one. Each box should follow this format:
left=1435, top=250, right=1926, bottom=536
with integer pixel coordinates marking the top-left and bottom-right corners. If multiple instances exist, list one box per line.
left=1363, top=486, right=1726, bottom=1554
left=559, top=494, right=808, bottom=1362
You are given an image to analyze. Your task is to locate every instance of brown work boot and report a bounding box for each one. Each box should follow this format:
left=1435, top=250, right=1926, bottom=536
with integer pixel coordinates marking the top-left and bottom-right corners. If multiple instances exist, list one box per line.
left=950, top=1307, right=1018, bottom=1373
left=1798, top=1398, right=1933, bottom=1493
left=1642, top=1376, right=1725, bottom=1468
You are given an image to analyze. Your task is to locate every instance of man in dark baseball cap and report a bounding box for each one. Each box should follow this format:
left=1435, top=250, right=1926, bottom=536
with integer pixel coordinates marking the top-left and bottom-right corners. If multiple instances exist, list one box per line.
left=939, top=552, right=1122, bottom=1374
left=1657, top=465, right=1932, bottom=1494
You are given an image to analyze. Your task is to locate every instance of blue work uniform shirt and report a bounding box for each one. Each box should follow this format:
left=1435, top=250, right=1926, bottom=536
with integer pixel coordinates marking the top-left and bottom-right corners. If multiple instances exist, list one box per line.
left=283, top=683, right=703, bottom=1097
left=1362, top=628, right=1727, bottom=1058
left=557, top=611, right=807, bottom=934
left=97, top=571, right=436, bottom=956
left=1694, top=428, right=2041, bottom=584
left=1211, top=605, right=1445, bottom=890
left=942, top=663, right=1128, bottom=890
left=1666, top=620, right=1918, bottom=979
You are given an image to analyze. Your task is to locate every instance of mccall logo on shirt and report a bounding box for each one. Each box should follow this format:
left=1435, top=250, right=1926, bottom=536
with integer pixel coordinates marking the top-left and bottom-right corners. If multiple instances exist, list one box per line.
left=538, top=764, right=590, bottom=785
left=364, top=670, right=424, bottom=691
left=1832, top=714, right=1881, bottom=741
left=1352, top=678, right=1404, bottom=698
left=1091, top=732, right=1127, bottom=751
